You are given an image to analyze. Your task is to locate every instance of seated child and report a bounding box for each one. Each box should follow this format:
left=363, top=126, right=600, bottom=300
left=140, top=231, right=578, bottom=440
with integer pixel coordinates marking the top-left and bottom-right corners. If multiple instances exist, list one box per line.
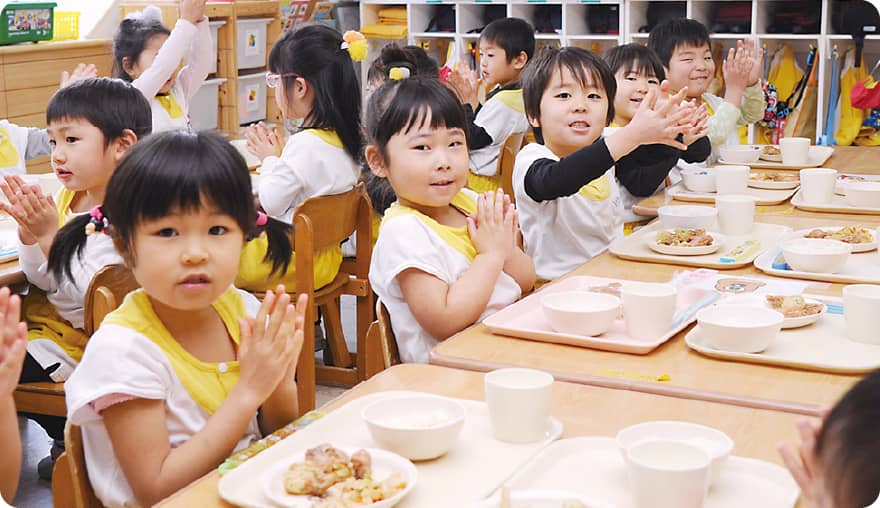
left=604, top=43, right=710, bottom=231
left=60, top=130, right=307, bottom=507
left=0, top=78, right=151, bottom=477
left=648, top=18, right=764, bottom=164
left=445, top=17, right=535, bottom=193
left=113, top=0, right=212, bottom=132
left=515, top=46, right=694, bottom=280
left=778, top=368, right=880, bottom=507
left=238, top=25, right=363, bottom=292
left=0, top=288, right=27, bottom=503
left=366, top=77, right=535, bottom=363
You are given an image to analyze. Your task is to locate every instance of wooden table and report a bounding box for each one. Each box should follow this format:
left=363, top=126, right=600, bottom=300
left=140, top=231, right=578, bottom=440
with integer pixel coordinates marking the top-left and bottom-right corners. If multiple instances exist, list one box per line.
left=0, top=259, right=23, bottom=287
left=430, top=213, right=880, bottom=415
left=156, top=364, right=805, bottom=507
left=633, top=145, right=880, bottom=218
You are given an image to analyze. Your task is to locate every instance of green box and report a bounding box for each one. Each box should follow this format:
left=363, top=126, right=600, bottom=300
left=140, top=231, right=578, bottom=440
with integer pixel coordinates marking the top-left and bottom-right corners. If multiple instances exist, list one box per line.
left=0, top=2, right=56, bottom=45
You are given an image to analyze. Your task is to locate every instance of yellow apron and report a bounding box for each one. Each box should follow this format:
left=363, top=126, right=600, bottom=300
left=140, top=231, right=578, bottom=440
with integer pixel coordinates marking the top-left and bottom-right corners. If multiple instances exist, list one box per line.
left=156, top=94, right=185, bottom=119
left=382, top=191, right=478, bottom=261
left=102, top=288, right=244, bottom=414
left=23, top=188, right=90, bottom=362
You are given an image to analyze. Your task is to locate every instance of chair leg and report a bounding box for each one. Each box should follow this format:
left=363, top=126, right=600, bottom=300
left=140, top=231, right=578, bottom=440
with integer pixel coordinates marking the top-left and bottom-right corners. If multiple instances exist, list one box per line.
left=319, top=298, right=353, bottom=368
left=356, top=291, right=374, bottom=381
left=297, top=302, right=317, bottom=413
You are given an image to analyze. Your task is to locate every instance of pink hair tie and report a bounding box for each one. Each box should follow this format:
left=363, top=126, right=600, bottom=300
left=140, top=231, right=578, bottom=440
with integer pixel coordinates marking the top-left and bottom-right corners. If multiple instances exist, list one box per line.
left=85, top=205, right=110, bottom=236
left=256, top=211, right=268, bottom=227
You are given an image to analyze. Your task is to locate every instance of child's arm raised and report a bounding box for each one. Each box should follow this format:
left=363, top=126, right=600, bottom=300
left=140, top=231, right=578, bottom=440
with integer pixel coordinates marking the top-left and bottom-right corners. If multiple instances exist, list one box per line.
left=778, top=416, right=826, bottom=508
left=175, top=0, right=212, bottom=101
left=101, top=288, right=301, bottom=507
left=398, top=191, right=515, bottom=340
left=0, top=288, right=26, bottom=503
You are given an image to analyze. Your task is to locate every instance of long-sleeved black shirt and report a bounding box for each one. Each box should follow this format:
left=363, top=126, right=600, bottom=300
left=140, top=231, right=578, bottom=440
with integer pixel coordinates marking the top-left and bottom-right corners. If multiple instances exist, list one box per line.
left=463, top=82, right=521, bottom=151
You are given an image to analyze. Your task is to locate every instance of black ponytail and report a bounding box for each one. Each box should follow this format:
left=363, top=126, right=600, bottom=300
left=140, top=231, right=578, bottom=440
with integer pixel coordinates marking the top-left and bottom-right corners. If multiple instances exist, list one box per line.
left=47, top=214, right=94, bottom=282
left=250, top=216, right=293, bottom=277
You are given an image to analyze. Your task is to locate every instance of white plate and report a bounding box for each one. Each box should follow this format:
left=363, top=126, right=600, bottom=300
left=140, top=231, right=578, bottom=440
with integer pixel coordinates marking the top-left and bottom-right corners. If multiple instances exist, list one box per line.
left=262, top=447, right=417, bottom=508
left=472, top=489, right=616, bottom=508
left=647, top=230, right=725, bottom=256
left=766, top=297, right=826, bottom=329
left=758, top=147, right=782, bottom=162
left=747, top=173, right=800, bottom=190
left=790, top=226, right=877, bottom=253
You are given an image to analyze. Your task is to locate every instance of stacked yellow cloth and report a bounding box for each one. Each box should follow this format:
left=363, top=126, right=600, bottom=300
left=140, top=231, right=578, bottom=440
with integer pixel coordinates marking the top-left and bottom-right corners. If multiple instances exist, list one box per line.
left=361, top=7, right=407, bottom=39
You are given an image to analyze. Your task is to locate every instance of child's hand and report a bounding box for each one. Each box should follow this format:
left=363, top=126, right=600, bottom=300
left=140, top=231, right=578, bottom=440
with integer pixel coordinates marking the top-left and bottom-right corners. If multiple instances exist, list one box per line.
left=0, top=287, right=26, bottom=398
left=0, top=176, right=56, bottom=245
left=681, top=102, right=709, bottom=146
left=245, top=122, right=282, bottom=162
left=59, top=63, right=97, bottom=89
left=237, top=287, right=303, bottom=405
left=444, top=69, right=478, bottom=110
left=467, top=189, right=515, bottom=261
left=777, top=416, right=826, bottom=507
left=180, top=0, right=207, bottom=24
left=743, top=39, right=763, bottom=87
left=722, top=40, right=754, bottom=98
left=626, top=88, right=690, bottom=150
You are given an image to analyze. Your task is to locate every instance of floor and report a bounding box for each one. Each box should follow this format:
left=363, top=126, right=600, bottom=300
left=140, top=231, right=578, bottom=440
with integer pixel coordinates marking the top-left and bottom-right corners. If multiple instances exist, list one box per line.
left=12, top=297, right=358, bottom=508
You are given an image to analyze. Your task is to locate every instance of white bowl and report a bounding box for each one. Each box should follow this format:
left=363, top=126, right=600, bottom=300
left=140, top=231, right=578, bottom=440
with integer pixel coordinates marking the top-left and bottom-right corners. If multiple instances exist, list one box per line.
left=781, top=238, right=852, bottom=274
left=845, top=181, right=880, bottom=208
left=720, top=145, right=761, bottom=164
left=681, top=169, right=716, bottom=193
left=362, top=395, right=465, bottom=461
left=696, top=304, right=784, bottom=353
left=657, top=205, right=717, bottom=230
left=541, top=291, right=620, bottom=336
left=616, top=420, right=733, bottom=486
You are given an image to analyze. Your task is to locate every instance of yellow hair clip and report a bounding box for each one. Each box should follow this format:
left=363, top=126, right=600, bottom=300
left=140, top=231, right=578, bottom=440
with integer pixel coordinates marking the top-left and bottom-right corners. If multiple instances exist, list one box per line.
left=341, top=30, right=367, bottom=62
left=388, top=67, right=411, bottom=81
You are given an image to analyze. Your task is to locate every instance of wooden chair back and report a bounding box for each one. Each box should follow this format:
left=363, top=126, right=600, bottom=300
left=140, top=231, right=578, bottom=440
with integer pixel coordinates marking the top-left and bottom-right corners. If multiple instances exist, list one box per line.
left=83, top=264, right=139, bottom=335
left=498, top=131, right=526, bottom=200
left=293, top=183, right=373, bottom=410
left=53, top=423, right=102, bottom=508
left=375, top=298, right=400, bottom=368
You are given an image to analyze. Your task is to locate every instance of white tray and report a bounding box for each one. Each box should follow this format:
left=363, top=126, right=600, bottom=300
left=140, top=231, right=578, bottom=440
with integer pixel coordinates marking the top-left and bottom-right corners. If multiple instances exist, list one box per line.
left=791, top=189, right=880, bottom=215
left=217, top=391, right=564, bottom=508
left=753, top=247, right=880, bottom=284
left=718, top=145, right=833, bottom=170
left=667, top=183, right=798, bottom=206
left=835, top=173, right=880, bottom=195
left=610, top=222, right=791, bottom=270
left=504, top=437, right=799, bottom=508
left=482, top=275, right=717, bottom=355
left=685, top=298, right=880, bottom=373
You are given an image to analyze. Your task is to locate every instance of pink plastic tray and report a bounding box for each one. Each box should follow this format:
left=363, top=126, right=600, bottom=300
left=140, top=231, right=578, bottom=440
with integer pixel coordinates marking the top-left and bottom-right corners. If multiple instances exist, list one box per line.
left=483, top=276, right=716, bottom=355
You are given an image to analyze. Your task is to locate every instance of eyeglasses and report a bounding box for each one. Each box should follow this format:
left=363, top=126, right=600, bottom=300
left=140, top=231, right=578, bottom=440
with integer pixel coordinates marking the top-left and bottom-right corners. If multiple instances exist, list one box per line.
left=266, top=72, right=301, bottom=89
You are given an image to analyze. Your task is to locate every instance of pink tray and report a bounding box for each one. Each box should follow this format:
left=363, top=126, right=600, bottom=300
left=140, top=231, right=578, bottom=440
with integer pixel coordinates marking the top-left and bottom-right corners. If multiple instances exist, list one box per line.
left=483, top=276, right=715, bottom=355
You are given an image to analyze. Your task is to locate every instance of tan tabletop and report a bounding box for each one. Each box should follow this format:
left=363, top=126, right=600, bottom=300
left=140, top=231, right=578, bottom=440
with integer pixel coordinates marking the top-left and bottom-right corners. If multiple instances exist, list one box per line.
left=633, top=145, right=880, bottom=218
left=430, top=213, right=880, bottom=416
left=156, top=364, right=806, bottom=508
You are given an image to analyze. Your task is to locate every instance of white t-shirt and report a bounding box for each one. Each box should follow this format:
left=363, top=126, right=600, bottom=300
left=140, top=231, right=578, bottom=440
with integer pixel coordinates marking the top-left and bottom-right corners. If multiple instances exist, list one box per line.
left=257, top=129, right=359, bottom=224
left=369, top=204, right=522, bottom=363
left=513, top=143, right=623, bottom=280
left=132, top=17, right=213, bottom=132
left=65, top=289, right=262, bottom=508
left=470, top=88, right=530, bottom=176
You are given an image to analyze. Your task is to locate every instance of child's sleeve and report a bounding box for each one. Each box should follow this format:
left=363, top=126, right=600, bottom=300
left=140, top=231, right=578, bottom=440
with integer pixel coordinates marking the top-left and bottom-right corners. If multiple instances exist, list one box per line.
left=176, top=17, right=213, bottom=102
left=615, top=144, right=681, bottom=197
left=739, top=83, right=765, bottom=125
left=681, top=137, right=711, bottom=163
left=373, top=217, right=449, bottom=292
left=471, top=98, right=525, bottom=152
left=25, top=128, right=50, bottom=160
left=463, top=104, right=494, bottom=151
left=257, top=139, right=311, bottom=221
left=522, top=140, right=615, bottom=202
left=18, top=241, right=56, bottom=292
left=132, top=19, right=199, bottom=98
left=706, top=101, right=741, bottom=148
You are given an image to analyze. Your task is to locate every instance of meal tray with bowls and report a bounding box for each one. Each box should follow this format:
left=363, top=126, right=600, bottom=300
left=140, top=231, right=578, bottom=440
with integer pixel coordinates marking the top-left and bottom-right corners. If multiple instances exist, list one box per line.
left=482, top=275, right=717, bottom=355
left=718, top=145, right=832, bottom=170
left=217, top=391, right=563, bottom=508
left=499, top=437, right=799, bottom=508
left=666, top=183, right=798, bottom=206
left=609, top=222, right=791, bottom=270
left=791, top=189, right=880, bottom=215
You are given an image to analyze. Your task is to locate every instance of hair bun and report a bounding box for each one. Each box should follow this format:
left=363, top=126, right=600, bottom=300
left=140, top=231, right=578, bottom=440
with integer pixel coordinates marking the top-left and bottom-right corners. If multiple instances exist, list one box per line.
left=125, top=5, right=163, bottom=23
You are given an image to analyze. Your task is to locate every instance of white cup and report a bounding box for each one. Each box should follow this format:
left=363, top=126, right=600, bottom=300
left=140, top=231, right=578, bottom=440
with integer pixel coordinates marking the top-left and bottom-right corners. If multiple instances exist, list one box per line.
left=484, top=368, right=553, bottom=443
left=715, top=194, right=756, bottom=235
left=714, top=165, right=750, bottom=195
left=780, top=137, right=811, bottom=166
left=799, top=168, right=838, bottom=205
left=622, top=283, right=678, bottom=340
left=626, top=440, right=711, bottom=508
left=843, top=284, right=880, bottom=344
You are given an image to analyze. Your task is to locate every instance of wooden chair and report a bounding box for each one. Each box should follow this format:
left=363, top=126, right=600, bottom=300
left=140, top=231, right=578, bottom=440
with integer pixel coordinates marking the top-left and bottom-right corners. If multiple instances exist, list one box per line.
left=363, top=298, right=400, bottom=378
left=499, top=131, right=526, bottom=201
left=14, top=265, right=139, bottom=420
left=292, top=184, right=374, bottom=410
left=53, top=423, right=102, bottom=508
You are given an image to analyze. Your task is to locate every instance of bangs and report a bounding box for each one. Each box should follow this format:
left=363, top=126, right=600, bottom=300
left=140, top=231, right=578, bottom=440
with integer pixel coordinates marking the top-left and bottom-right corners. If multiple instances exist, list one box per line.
left=621, top=58, right=664, bottom=81
left=553, top=53, right=611, bottom=97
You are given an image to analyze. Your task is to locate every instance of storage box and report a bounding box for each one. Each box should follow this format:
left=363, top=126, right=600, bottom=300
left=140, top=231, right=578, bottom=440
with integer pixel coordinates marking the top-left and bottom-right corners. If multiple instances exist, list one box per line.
left=237, top=72, right=267, bottom=125
left=236, top=18, right=272, bottom=70
left=1, top=2, right=55, bottom=45
left=208, top=20, right=225, bottom=75
left=51, top=10, right=77, bottom=41
left=190, top=77, right=226, bottom=131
